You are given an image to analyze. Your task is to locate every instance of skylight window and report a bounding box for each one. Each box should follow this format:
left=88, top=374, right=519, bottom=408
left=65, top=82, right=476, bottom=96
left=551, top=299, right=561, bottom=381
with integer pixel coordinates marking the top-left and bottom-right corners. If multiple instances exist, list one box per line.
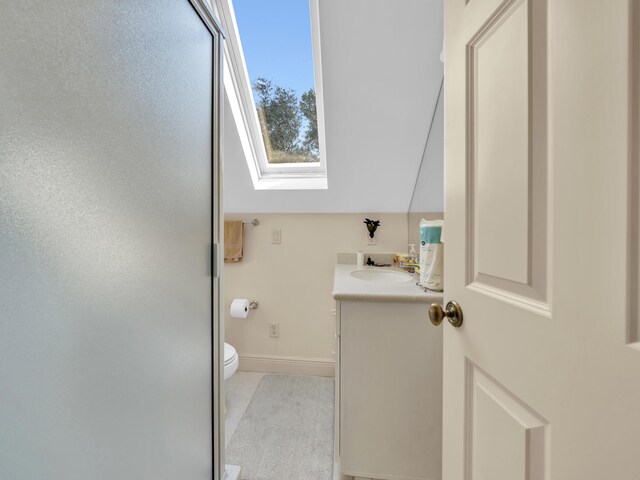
left=213, top=0, right=327, bottom=189
left=234, top=0, right=319, bottom=164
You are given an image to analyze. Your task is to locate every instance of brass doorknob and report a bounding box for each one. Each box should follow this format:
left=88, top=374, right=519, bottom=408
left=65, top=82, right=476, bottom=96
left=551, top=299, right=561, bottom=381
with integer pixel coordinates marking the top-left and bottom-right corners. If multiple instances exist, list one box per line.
left=429, top=301, right=463, bottom=328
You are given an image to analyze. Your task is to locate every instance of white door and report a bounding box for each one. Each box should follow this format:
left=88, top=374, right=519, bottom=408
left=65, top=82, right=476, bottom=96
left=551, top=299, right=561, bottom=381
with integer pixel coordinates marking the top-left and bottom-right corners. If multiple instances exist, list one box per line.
left=443, top=0, right=640, bottom=478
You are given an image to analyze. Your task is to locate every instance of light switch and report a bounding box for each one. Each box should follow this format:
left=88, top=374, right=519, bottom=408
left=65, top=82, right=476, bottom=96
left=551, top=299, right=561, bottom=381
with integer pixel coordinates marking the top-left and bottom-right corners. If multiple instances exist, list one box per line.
left=272, top=229, right=281, bottom=244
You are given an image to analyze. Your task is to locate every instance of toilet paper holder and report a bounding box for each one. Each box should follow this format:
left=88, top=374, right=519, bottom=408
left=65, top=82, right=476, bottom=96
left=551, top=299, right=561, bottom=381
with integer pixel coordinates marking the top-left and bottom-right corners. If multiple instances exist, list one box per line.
left=229, top=298, right=259, bottom=318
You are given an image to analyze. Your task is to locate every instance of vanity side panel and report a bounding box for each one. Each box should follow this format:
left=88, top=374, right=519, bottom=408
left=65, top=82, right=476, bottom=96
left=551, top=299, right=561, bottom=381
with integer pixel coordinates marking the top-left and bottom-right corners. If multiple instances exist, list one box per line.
left=335, top=301, right=341, bottom=465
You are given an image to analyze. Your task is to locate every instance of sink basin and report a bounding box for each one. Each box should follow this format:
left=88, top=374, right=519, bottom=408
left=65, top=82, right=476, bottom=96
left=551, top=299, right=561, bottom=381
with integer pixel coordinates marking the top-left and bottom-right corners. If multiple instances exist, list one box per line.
left=350, top=269, right=413, bottom=283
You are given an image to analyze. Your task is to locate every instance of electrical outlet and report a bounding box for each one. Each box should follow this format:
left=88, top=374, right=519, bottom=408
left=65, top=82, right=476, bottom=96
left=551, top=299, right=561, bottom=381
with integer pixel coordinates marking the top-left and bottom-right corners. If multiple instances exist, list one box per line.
left=272, top=229, right=281, bottom=244
left=269, top=322, right=279, bottom=338
left=366, top=235, right=377, bottom=246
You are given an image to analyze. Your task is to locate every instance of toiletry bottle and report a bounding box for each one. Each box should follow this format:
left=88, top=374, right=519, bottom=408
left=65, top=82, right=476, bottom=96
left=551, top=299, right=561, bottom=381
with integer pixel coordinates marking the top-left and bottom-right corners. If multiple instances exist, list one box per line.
left=409, top=244, right=417, bottom=264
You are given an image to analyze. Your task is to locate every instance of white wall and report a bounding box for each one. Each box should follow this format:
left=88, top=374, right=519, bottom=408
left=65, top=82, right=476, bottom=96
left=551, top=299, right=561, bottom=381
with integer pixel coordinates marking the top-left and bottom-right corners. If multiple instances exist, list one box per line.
left=407, top=89, right=445, bottom=244
left=223, top=0, right=445, bottom=213
left=410, top=89, right=444, bottom=214
left=223, top=213, right=412, bottom=375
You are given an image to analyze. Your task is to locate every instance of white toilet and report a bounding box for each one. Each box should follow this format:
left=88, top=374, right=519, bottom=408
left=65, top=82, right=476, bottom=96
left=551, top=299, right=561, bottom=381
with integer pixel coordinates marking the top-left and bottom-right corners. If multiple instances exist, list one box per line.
left=224, top=342, right=239, bottom=380
left=223, top=343, right=239, bottom=416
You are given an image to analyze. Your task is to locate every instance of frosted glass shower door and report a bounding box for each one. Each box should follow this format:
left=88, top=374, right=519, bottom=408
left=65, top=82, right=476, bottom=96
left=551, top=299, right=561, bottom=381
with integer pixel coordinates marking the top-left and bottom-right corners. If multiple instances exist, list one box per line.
left=0, top=1, right=220, bottom=479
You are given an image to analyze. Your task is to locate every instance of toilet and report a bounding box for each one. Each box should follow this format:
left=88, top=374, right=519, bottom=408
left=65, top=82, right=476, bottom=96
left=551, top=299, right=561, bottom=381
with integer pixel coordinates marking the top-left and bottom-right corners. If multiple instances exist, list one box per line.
left=223, top=343, right=239, bottom=416
left=224, top=342, right=239, bottom=380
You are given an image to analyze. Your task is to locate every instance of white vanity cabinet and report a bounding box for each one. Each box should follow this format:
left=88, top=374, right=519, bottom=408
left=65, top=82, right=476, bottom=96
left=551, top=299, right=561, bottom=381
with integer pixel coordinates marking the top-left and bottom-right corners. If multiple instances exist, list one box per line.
left=335, top=299, right=443, bottom=480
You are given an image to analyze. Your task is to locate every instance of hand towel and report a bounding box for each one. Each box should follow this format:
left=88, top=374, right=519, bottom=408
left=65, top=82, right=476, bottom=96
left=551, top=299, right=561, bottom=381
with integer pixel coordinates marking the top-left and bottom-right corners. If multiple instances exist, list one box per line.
left=224, top=220, right=243, bottom=262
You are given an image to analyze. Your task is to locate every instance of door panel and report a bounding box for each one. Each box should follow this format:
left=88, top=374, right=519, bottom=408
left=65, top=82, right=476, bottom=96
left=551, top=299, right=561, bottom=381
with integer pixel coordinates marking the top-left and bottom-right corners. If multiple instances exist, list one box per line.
left=445, top=0, right=640, bottom=479
left=0, top=1, right=219, bottom=478
left=466, top=0, right=549, bottom=310
left=473, top=0, right=530, bottom=286
left=467, top=362, right=548, bottom=480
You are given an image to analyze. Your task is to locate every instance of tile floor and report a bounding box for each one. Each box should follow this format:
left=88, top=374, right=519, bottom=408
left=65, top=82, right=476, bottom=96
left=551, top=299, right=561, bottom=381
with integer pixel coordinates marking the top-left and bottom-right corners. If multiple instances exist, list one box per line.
left=224, top=371, right=340, bottom=480
left=224, top=371, right=265, bottom=447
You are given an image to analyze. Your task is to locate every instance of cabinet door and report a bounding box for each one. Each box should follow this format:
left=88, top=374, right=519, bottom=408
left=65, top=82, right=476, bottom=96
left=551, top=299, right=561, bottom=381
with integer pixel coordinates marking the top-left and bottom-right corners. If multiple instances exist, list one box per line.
left=340, top=301, right=442, bottom=480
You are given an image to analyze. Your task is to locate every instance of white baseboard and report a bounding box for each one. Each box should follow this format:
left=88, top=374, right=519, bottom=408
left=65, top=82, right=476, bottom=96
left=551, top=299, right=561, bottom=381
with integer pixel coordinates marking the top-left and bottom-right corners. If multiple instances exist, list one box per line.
left=238, top=353, right=335, bottom=377
left=343, top=471, right=439, bottom=480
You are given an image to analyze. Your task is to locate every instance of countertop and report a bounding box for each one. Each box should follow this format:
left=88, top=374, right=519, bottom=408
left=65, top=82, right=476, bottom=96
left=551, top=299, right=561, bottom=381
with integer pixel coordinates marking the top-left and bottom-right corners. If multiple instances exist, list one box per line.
left=332, top=264, right=444, bottom=304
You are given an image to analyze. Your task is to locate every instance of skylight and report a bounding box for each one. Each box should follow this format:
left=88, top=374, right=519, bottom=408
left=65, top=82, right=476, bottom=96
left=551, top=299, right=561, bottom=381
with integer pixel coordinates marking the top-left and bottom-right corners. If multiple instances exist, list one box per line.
left=213, top=0, right=327, bottom=190
left=234, top=0, right=319, bottom=165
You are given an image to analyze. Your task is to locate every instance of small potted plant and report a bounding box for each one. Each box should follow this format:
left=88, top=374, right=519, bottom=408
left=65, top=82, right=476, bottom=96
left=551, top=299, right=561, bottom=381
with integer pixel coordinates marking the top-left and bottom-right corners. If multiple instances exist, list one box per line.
left=363, top=218, right=381, bottom=238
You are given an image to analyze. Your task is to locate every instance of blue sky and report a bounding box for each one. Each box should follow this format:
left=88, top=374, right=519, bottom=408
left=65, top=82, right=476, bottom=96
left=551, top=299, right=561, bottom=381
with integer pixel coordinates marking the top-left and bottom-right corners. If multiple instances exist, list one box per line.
left=233, top=0, right=316, bottom=97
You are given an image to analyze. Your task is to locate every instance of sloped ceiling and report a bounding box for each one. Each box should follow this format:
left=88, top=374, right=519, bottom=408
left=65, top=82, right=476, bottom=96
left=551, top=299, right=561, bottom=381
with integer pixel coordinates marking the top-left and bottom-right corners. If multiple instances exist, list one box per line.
left=223, top=0, right=444, bottom=213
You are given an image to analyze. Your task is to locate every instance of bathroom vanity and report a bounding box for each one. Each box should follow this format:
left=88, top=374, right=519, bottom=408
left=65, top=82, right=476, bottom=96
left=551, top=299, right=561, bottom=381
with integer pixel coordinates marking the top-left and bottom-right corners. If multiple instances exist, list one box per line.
left=332, top=262, right=444, bottom=480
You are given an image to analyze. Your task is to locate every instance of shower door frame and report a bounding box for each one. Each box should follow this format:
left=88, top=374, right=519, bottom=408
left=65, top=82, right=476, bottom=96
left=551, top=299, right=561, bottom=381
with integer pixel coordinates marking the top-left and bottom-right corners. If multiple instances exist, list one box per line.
left=186, top=1, right=225, bottom=479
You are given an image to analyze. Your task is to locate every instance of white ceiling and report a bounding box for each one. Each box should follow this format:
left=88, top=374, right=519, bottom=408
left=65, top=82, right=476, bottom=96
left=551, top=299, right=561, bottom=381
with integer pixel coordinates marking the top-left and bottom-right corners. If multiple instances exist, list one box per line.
left=223, top=0, right=444, bottom=213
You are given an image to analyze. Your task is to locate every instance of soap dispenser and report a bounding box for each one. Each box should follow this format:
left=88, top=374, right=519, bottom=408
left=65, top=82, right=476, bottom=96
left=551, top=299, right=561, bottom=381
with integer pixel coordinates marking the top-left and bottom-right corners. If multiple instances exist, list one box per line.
left=408, top=244, right=417, bottom=264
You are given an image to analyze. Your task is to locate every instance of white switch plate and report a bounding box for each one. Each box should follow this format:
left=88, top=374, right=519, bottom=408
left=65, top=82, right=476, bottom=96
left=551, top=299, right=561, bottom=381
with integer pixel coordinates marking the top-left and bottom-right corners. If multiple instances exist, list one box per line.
left=272, top=229, right=281, bottom=244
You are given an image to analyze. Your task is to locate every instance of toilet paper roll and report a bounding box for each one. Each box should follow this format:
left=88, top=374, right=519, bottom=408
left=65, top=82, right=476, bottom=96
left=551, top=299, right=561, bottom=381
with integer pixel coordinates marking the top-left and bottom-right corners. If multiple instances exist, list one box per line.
left=230, top=299, right=250, bottom=318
